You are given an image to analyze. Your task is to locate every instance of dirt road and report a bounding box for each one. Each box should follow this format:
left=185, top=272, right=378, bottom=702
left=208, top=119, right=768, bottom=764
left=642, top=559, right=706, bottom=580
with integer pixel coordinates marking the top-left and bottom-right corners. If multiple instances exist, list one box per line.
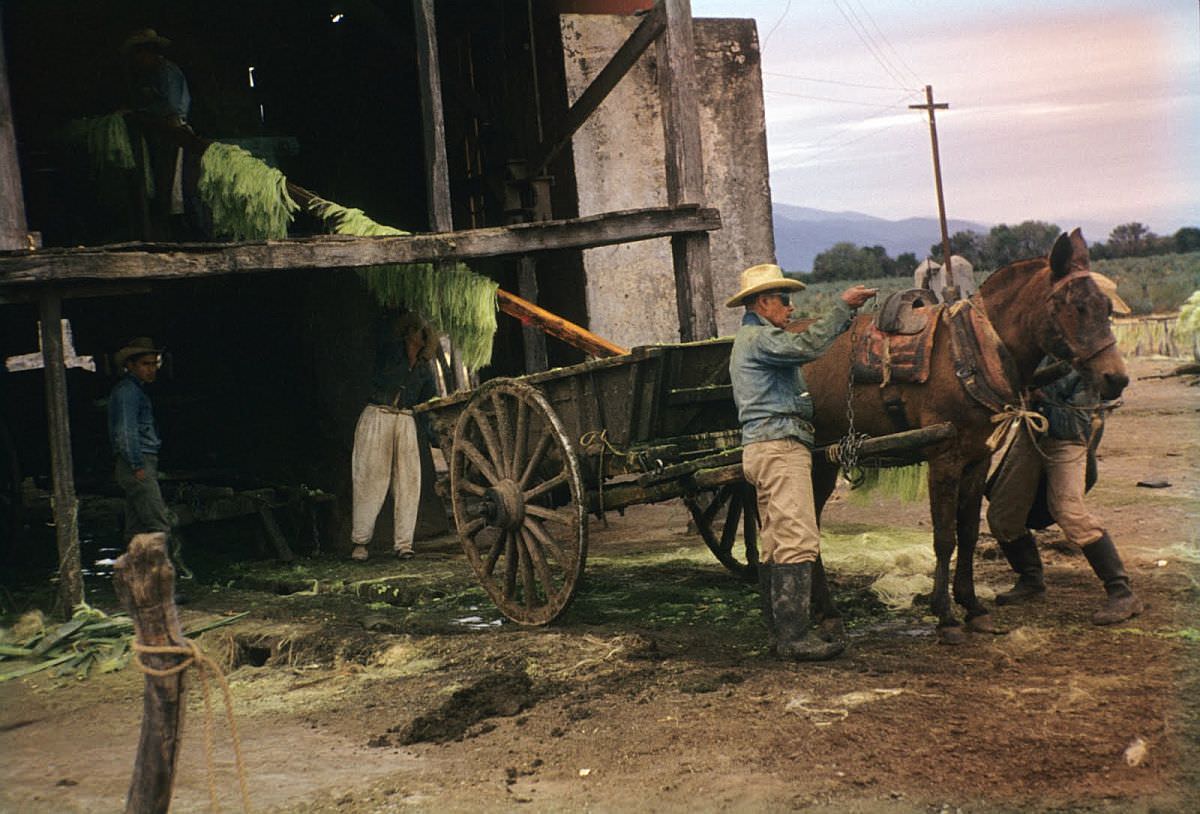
left=2, top=357, right=1197, bottom=813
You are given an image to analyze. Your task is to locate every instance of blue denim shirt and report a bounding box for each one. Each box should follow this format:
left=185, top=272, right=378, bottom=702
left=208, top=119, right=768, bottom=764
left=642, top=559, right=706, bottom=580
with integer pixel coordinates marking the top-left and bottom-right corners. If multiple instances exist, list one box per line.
left=730, top=302, right=855, bottom=447
left=1035, top=357, right=1099, bottom=444
left=108, top=374, right=161, bottom=468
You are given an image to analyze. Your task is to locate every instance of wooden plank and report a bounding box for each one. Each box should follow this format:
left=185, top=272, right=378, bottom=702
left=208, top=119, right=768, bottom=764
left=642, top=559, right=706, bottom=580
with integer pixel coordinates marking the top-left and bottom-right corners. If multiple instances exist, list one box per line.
left=0, top=282, right=152, bottom=304
left=515, top=257, right=550, bottom=371
left=531, top=2, right=666, bottom=177
left=656, top=0, right=715, bottom=341
left=0, top=18, right=30, bottom=250
left=38, top=291, right=84, bottom=614
left=0, top=205, right=721, bottom=286
left=412, top=0, right=453, bottom=232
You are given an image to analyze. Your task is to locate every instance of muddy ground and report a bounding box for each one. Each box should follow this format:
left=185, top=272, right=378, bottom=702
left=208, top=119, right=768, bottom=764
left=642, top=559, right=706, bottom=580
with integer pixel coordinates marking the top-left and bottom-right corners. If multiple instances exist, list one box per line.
left=2, top=357, right=1198, bottom=813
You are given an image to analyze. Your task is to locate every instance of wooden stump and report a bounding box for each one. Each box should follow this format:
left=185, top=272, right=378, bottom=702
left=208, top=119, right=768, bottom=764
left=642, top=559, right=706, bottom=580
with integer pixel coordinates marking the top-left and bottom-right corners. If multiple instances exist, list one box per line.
left=113, top=532, right=187, bottom=814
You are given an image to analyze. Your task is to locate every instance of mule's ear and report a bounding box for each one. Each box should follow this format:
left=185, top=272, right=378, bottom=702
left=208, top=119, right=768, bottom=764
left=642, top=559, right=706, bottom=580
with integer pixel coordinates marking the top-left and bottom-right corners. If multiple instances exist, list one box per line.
left=1048, top=232, right=1072, bottom=278
left=1068, top=228, right=1090, bottom=270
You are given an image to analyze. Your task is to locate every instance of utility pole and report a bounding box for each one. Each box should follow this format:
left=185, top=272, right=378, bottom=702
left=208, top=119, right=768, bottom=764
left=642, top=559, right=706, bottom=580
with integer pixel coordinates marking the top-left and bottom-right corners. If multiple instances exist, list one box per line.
left=909, top=85, right=953, bottom=273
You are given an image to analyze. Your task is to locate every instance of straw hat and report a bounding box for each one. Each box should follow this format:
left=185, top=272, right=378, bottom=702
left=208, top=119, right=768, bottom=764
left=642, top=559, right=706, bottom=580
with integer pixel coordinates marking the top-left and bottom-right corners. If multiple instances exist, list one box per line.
left=121, top=28, right=172, bottom=54
left=724, top=263, right=806, bottom=308
left=1090, top=273, right=1131, bottom=316
left=114, top=337, right=162, bottom=368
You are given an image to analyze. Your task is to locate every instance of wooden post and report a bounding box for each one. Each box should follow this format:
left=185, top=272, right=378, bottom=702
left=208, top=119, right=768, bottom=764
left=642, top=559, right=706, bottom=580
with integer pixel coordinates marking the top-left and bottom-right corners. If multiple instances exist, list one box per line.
left=38, top=290, right=84, bottom=614
left=516, top=257, right=550, bottom=371
left=114, top=532, right=187, bottom=814
left=909, top=86, right=953, bottom=276
left=0, top=14, right=30, bottom=250
left=497, top=288, right=628, bottom=358
left=413, top=0, right=474, bottom=387
left=656, top=0, right=716, bottom=342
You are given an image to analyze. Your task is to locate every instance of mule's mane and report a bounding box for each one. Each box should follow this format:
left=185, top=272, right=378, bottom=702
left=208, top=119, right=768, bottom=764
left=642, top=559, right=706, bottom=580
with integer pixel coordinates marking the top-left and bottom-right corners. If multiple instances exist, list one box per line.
left=978, top=256, right=1048, bottom=300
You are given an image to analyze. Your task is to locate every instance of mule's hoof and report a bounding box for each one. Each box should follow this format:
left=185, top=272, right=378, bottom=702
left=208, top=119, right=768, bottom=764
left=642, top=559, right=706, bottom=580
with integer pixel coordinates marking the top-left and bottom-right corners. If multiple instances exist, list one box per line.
left=965, top=613, right=998, bottom=634
left=937, top=625, right=967, bottom=645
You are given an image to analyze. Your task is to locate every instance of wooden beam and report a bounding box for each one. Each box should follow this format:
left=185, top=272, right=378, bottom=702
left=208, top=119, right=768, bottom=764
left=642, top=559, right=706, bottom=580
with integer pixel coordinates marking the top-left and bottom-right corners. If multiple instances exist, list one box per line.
left=656, top=0, right=715, bottom=341
left=497, top=287, right=627, bottom=359
left=38, top=290, right=84, bottom=614
left=515, top=257, right=550, bottom=371
left=412, top=0, right=453, bottom=232
left=0, top=17, right=30, bottom=250
left=0, top=205, right=721, bottom=286
left=0, top=282, right=152, bottom=304
left=532, top=2, right=666, bottom=177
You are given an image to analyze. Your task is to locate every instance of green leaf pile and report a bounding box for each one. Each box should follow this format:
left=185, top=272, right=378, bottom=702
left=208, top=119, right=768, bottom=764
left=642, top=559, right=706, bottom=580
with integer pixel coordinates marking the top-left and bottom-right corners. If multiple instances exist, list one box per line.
left=199, top=142, right=298, bottom=240
left=308, top=197, right=498, bottom=371
left=59, top=113, right=153, bottom=200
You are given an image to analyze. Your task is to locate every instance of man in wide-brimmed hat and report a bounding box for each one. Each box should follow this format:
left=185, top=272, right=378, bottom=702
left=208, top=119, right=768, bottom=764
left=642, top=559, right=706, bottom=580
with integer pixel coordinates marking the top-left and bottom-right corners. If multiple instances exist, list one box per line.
left=728, top=264, right=876, bottom=661
left=108, top=337, right=174, bottom=542
left=350, top=312, right=441, bottom=563
left=986, top=271, right=1143, bottom=625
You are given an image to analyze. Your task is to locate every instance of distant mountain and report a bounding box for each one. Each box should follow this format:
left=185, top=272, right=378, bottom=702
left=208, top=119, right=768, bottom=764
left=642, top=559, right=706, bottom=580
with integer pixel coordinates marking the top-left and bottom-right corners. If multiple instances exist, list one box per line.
left=773, top=203, right=990, bottom=272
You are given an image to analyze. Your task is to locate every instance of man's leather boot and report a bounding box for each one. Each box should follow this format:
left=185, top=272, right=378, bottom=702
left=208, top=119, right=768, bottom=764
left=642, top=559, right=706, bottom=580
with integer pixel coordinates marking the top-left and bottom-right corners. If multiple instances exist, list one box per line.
left=995, top=533, right=1046, bottom=605
left=1082, top=532, right=1144, bottom=625
left=757, top=562, right=775, bottom=638
left=771, top=562, right=844, bottom=661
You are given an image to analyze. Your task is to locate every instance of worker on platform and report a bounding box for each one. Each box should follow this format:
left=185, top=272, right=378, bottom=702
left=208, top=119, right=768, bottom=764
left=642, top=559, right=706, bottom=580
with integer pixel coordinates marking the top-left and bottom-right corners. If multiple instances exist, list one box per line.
left=728, top=264, right=876, bottom=660
left=350, top=313, right=441, bottom=562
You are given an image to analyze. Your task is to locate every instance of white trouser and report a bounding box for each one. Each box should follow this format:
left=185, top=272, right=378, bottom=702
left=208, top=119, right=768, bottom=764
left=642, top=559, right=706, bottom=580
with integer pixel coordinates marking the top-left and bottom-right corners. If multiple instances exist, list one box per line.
left=351, top=405, right=421, bottom=552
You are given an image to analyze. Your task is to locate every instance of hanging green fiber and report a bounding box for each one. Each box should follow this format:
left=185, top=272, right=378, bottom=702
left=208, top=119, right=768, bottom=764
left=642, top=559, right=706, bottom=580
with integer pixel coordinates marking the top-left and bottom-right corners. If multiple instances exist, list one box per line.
left=850, top=462, right=929, bottom=503
left=199, top=142, right=298, bottom=240
left=307, top=197, right=499, bottom=371
left=59, top=113, right=153, bottom=198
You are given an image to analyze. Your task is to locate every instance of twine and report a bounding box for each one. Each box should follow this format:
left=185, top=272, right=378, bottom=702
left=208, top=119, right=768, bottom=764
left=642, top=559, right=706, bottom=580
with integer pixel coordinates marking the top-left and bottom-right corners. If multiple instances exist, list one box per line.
left=987, top=403, right=1049, bottom=452
left=133, top=638, right=252, bottom=813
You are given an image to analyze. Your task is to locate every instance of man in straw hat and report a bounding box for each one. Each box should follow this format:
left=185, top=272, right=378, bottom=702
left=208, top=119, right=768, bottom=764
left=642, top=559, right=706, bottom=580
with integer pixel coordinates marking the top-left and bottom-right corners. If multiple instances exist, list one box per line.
left=350, top=312, right=441, bottom=562
left=108, top=337, right=175, bottom=543
left=728, top=264, right=876, bottom=660
left=985, top=272, right=1143, bottom=624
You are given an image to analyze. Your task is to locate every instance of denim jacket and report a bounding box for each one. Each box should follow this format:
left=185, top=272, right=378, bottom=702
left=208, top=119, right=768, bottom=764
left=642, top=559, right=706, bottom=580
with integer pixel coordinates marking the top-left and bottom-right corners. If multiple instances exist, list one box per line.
left=108, top=374, right=162, bottom=469
left=730, top=302, right=855, bottom=447
left=1034, top=358, right=1100, bottom=444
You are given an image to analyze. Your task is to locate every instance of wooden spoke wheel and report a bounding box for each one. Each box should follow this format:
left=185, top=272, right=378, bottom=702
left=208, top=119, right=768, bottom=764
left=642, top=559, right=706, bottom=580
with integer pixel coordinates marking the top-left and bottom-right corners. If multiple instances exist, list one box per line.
left=684, top=481, right=760, bottom=582
left=449, top=379, right=587, bottom=625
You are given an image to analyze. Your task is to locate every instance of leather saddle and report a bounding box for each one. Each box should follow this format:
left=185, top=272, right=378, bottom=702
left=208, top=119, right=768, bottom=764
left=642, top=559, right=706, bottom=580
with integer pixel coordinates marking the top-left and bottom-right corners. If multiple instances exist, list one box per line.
left=851, top=289, right=942, bottom=386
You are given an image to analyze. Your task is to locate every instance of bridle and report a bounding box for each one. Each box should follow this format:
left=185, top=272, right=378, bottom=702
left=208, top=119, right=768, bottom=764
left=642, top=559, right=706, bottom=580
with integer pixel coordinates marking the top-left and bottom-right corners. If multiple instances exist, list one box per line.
left=1046, top=269, right=1117, bottom=366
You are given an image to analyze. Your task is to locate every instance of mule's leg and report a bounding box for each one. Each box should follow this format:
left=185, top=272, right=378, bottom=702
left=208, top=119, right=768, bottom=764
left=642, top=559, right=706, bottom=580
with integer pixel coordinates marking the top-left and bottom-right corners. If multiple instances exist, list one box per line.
left=953, top=459, right=995, bottom=633
left=927, top=459, right=965, bottom=644
left=810, top=459, right=844, bottom=643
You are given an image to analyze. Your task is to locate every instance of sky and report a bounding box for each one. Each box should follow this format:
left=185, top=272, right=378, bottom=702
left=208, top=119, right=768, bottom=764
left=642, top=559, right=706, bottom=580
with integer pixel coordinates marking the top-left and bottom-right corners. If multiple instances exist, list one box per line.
left=690, top=0, right=1200, bottom=238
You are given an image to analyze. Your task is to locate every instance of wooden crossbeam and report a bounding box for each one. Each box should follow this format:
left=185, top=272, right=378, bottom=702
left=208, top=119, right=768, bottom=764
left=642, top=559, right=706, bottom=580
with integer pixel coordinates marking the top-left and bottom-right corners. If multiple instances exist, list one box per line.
left=0, top=205, right=722, bottom=286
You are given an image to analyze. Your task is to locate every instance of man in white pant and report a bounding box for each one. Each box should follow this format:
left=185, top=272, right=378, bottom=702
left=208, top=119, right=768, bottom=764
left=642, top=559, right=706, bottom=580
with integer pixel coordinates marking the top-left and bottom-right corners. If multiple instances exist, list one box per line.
left=350, top=313, right=440, bottom=562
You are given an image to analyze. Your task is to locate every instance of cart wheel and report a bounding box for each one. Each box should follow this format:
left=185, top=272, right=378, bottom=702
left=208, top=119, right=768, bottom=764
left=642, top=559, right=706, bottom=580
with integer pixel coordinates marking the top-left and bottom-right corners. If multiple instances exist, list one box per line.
left=450, top=378, right=587, bottom=625
left=684, top=482, right=759, bottom=582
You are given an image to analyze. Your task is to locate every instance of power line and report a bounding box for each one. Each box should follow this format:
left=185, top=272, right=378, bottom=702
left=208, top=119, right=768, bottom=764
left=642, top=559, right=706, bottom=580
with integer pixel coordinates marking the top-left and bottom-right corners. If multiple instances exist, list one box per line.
left=791, top=115, right=914, bottom=167
left=830, top=0, right=916, bottom=92
left=849, top=0, right=923, bottom=88
left=762, top=71, right=904, bottom=92
left=763, top=88, right=914, bottom=109
left=797, top=91, right=923, bottom=151
left=761, top=0, right=793, bottom=51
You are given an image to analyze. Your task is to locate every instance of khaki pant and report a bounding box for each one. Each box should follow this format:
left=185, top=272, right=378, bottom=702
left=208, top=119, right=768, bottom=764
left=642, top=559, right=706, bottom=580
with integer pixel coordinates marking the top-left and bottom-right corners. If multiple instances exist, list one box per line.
left=986, top=431, right=1103, bottom=546
left=115, top=454, right=174, bottom=537
left=351, top=404, right=421, bottom=553
left=742, top=438, right=821, bottom=564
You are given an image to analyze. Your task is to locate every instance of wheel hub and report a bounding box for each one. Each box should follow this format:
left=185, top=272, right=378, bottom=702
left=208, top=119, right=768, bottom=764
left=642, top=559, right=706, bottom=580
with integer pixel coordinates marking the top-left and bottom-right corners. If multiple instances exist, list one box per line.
left=482, top=479, right=525, bottom=530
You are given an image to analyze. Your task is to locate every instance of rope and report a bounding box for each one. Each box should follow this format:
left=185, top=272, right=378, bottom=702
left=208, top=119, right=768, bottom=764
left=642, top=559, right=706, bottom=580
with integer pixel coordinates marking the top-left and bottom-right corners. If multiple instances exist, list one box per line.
left=133, top=638, right=252, bottom=813
left=986, top=403, right=1049, bottom=452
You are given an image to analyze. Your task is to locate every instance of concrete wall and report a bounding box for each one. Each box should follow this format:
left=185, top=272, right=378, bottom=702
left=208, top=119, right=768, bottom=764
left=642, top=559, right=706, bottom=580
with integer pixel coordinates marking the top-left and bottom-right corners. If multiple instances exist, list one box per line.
left=561, top=15, right=775, bottom=346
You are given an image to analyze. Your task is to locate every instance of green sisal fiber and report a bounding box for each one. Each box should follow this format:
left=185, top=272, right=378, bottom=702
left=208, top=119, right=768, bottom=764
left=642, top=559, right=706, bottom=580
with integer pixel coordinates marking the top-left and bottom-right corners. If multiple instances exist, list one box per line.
left=307, top=197, right=498, bottom=371
left=60, top=113, right=152, bottom=197
left=199, top=142, right=298, bottom=240
left=1177, top=291, right=1200, bottom=351
left=850, top=462, right=929, bottom=503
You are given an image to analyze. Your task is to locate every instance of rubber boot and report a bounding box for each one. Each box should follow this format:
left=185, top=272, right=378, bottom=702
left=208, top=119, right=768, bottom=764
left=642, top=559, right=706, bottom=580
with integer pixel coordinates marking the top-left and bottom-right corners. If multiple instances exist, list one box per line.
left=757, top=562, right=775, bottom=638
left=1082, top=532, right=1144, bottom=625
left=810, top=556, right=847, bottom=646
left=995, top=534, right=1046, bottom=605
left=771, top=563, right=844, bottom=661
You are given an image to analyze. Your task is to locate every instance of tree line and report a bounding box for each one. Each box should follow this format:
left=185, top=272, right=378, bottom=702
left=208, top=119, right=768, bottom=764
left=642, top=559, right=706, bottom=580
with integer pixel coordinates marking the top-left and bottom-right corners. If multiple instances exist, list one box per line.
left=800, top=221, right=1200, bottom=283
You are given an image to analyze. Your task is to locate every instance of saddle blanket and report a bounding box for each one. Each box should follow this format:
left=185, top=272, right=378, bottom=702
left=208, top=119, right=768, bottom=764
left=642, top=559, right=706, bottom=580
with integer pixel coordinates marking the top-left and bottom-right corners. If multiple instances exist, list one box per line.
left=851, top=307, right=941, bottom=386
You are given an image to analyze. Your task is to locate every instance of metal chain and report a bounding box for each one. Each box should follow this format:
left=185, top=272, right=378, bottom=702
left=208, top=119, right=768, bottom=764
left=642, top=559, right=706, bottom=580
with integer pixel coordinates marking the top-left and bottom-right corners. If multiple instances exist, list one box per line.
left=835, top=322, right=870, bottom=486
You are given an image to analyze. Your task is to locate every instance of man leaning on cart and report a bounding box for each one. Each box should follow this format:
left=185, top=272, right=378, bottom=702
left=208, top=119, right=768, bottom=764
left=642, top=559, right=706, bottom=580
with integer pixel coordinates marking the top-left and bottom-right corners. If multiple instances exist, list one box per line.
left=727, top=264, right=876, bottom=661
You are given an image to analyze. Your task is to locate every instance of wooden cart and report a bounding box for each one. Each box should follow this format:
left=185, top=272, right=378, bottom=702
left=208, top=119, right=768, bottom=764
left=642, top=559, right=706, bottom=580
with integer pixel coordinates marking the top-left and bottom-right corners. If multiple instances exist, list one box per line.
left=415, top=339, right=952, bottom=625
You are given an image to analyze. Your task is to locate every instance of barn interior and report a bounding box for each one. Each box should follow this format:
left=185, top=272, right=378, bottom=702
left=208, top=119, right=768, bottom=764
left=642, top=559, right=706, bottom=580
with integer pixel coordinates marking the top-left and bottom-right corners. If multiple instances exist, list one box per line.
left=0, top=0, right=615, bottom=574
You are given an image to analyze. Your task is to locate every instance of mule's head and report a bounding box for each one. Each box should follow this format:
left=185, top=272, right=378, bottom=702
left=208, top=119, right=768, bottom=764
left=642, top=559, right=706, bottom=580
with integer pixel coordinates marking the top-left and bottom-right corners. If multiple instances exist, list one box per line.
left=1037, top=229, right=1129, bottom=399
